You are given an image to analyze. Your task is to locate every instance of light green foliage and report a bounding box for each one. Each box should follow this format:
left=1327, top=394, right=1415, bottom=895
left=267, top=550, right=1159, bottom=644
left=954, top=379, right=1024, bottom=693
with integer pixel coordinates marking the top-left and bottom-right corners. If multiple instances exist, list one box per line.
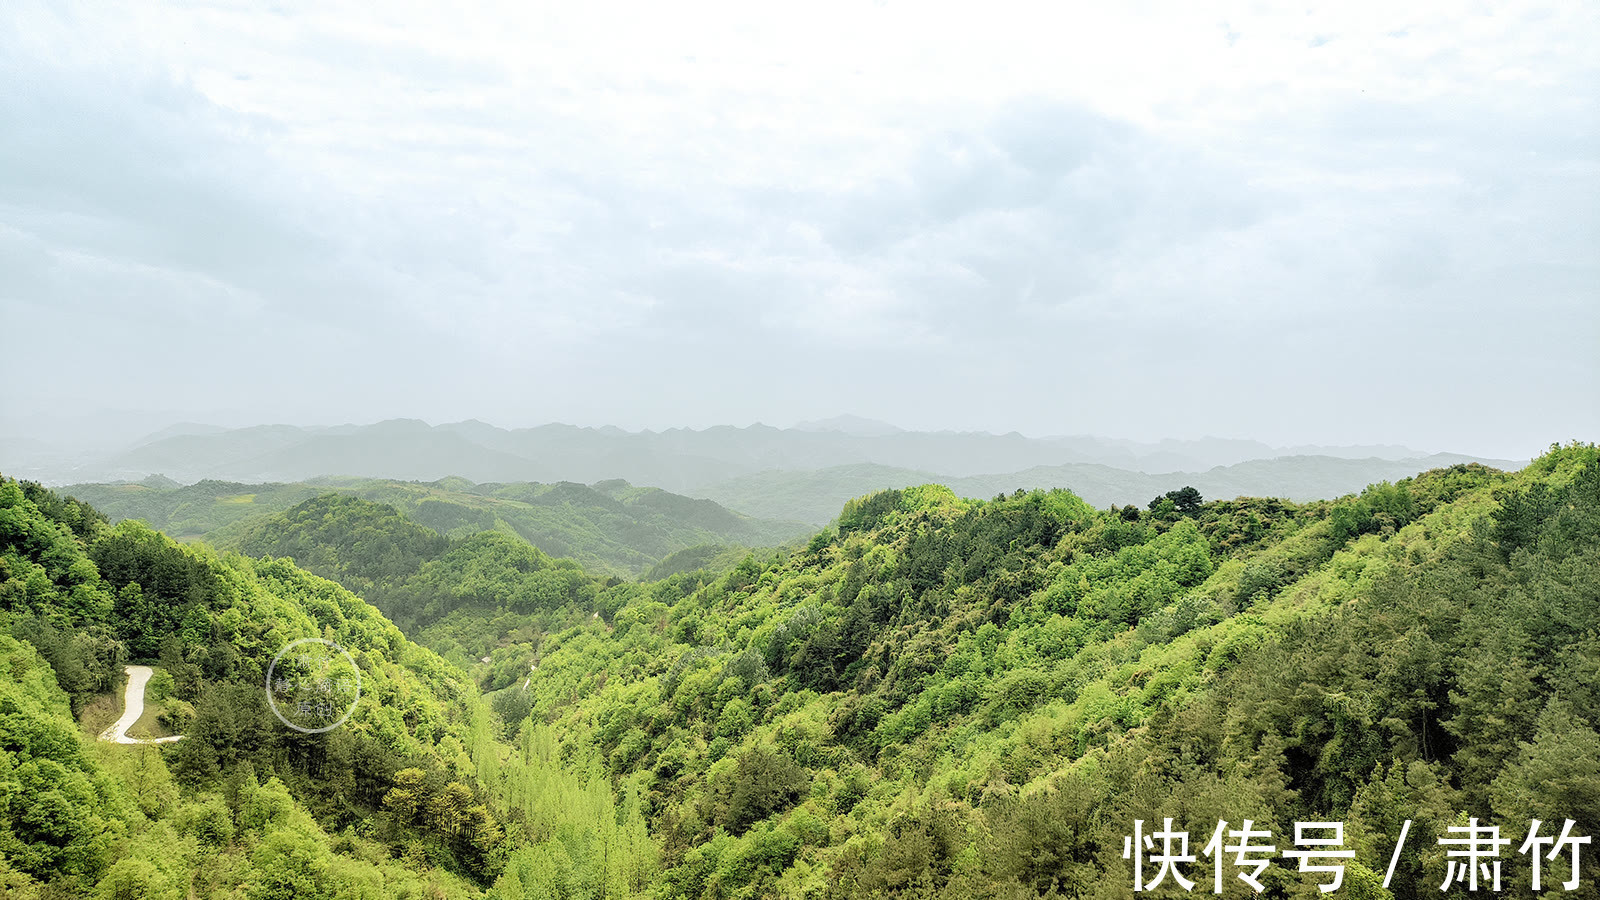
left=0, top=633, right=120, bottom=882
left=0, top=472, right=613, bottom=898
left=453, top=448, right=1596, bottom=897
left=2, top=445, right=1594, bottom=898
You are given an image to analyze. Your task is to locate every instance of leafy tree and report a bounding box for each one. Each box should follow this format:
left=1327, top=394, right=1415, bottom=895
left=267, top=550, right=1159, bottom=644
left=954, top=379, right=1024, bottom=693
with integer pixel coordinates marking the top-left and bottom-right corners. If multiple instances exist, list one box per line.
left=1150, top=484, right=1203, bottom=515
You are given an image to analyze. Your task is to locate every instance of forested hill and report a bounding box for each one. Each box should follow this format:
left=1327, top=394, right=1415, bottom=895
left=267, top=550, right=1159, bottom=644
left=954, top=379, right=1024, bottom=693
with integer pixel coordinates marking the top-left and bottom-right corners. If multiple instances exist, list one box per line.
left=3, top=445, right=1597, bottom=899
left=60, top=475, right=811, bottom=577
left=453, top=445, right=1595, bottom=898
left=218, top=493, right=600, bottom=641
left=0, top=475, right=653, bottom=898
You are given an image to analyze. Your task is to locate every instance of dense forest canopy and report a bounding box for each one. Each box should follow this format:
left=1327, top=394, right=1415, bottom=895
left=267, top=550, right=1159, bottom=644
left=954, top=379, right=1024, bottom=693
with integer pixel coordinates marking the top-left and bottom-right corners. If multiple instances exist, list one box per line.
left=0, top=474, right=650, bottom=898
left=0, top=442, right=1596, bottom=898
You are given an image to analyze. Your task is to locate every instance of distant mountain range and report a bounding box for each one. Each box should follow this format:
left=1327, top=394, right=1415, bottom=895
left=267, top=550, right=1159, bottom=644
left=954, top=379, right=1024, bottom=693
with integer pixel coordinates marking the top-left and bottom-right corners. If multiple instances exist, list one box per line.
left=692, top=455, right=1518, bottom=525
left=5, top=417, right=1524, bottom=525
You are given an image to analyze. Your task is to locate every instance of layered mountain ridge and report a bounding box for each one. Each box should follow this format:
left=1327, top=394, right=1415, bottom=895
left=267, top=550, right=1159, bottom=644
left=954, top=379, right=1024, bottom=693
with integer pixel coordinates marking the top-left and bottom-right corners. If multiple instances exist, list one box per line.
left=6, top=418, right=1523, bottom=527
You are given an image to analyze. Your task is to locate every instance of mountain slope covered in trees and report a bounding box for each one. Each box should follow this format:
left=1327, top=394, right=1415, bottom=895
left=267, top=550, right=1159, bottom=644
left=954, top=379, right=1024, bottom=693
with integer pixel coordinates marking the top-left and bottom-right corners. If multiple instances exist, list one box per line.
left=164, top=444, right=1599, bottom=899
left=60, top=475, right=810, bottom=577
left=3, top=444, right=1596, bottom=899
left=495, top=444, right=1597, bottom=899
left=0, top=475, right=655, bottom=898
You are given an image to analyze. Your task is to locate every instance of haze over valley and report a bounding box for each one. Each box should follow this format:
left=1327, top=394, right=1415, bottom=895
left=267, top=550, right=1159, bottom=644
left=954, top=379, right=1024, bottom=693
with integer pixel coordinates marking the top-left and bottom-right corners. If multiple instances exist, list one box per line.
left=13, top=416, right=1526, bottom=526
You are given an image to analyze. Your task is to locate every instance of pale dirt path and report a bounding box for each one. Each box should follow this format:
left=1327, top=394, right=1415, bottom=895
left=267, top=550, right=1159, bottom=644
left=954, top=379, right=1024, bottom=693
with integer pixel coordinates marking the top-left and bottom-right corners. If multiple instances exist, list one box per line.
left=98, top=665, right=183, bottom=744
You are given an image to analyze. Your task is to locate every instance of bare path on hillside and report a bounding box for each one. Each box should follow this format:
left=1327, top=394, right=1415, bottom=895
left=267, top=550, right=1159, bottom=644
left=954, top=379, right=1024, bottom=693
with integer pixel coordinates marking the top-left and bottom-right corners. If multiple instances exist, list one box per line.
left=98, top=665, right=183, bottom=744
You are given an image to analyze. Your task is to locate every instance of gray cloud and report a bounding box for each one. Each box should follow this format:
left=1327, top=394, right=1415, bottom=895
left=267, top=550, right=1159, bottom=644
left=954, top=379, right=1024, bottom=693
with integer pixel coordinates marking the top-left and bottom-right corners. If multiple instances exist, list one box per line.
left=1, top=1, right=1595, bottom=460
left=0, top=61, right=319, bottom=288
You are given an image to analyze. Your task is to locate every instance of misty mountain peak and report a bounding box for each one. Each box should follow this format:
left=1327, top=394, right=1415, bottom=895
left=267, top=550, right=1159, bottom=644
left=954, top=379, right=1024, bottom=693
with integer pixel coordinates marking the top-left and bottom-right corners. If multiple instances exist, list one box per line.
left=793, top=415, right=905, bottom=437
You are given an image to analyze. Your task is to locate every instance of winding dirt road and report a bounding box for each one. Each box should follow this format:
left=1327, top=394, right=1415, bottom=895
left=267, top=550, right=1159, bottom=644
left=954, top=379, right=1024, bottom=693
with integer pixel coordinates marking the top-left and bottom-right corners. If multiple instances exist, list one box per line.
left=98, top=665, right=183, bottom=744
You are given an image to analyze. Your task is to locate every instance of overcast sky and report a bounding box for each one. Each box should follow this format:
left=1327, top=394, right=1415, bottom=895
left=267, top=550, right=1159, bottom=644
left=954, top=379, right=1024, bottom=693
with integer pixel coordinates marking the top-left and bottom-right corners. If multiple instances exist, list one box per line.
left=2, top=0, right=1595, bottom=458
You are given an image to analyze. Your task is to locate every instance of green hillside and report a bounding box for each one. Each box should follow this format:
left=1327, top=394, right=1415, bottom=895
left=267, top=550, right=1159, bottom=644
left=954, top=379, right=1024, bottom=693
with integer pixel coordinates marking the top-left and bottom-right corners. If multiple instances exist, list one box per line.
left=217, top=494, right=600, bottom=656
left=7, top=444, right=1597, bottom=898
left=0, top=476, right=653, bottom=898
left=61, top=476, right=812, bottom=578
left=497, top=444, right=1595, bottom=898
left=164, top=444, right=1599, bottom=898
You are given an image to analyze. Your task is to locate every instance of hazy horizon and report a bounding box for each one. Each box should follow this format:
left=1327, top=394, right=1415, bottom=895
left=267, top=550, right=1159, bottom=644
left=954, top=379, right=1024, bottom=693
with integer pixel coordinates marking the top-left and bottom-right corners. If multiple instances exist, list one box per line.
left=3, top=408, right=1543, bottom=462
